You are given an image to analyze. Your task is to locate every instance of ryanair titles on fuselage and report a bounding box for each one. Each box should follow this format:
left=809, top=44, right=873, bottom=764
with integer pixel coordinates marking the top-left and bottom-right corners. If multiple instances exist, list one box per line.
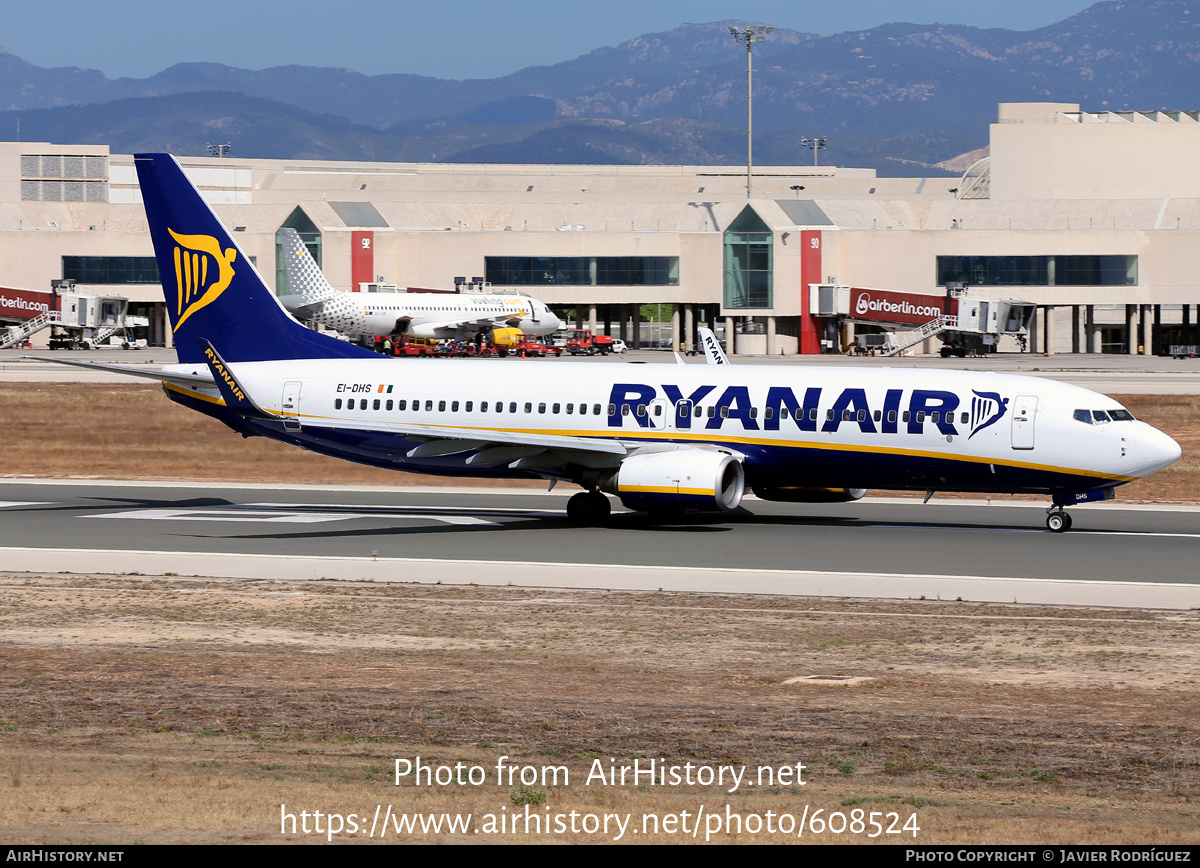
left=606, top=382, right=1009, bottom=439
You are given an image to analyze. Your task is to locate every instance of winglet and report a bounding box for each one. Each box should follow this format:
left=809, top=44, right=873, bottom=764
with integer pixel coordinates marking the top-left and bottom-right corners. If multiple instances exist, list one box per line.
left=698, top=327, right=729, bottom=365
left=197, top=338, right=272, bottom=419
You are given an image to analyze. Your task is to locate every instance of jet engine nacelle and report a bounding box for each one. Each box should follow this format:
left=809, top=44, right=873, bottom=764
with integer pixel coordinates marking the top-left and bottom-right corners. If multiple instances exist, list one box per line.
left=751, top=485, right=867, bottom=503
left=603, top=449, right=745, bottom=512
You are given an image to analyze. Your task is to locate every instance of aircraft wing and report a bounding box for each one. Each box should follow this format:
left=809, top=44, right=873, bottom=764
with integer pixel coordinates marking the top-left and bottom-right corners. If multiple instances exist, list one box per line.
left=470, top=313, right=522, bottom=328
left=410, top=318, right=486, bottom=333
left=305, top=415, right=630, bottom=462
left=21, top=356, right=216, bottom=388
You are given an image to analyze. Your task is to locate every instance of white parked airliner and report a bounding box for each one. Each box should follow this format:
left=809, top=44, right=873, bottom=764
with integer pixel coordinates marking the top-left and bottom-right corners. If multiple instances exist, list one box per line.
left=276, top=228, right=560, bottom=340
left=36, top=154, right=1181, bottom=532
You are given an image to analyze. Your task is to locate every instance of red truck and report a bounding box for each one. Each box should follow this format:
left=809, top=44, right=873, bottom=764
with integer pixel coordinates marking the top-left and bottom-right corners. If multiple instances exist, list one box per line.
left=565, top=328, right=616, bottom=356
left=513, top=336, right=562, bottom=358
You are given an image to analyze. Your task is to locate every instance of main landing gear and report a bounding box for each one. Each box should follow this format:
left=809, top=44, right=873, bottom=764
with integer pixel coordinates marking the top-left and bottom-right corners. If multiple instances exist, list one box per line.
left=566, top=490, right=611, bottom=526
left=1046, top=501, right=1073, bottom=533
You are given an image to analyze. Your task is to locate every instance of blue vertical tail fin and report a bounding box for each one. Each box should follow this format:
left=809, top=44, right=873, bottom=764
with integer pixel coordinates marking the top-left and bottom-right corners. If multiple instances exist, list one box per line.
left=135, top=153, right=376, bottom=364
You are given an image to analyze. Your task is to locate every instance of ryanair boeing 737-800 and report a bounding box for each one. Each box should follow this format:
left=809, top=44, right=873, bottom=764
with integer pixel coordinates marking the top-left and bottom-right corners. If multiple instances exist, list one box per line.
left=37, top=154, right=1181, bottom=532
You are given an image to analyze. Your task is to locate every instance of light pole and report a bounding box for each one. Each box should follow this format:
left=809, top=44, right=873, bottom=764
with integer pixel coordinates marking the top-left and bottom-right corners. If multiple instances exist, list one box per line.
left=729, top=24, right=773, bottom=199
left=801, top=136, right=827, bottom=166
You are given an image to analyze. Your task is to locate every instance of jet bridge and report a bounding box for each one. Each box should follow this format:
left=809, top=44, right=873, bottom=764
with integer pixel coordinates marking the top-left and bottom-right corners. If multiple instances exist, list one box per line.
left=808, top=283, right=1034, bottom=355
left=0, top=285, right=149, bottom=350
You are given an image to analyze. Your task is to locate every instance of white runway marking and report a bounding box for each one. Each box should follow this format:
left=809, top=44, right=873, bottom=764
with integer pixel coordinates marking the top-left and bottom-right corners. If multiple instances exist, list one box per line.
left=245, top=502, right=563, bottom=518
left=866, top=522, right=1200, bottom=539
left=88, top=507, right=496, bottom=526
left=0, top=502, right=50, bottom=509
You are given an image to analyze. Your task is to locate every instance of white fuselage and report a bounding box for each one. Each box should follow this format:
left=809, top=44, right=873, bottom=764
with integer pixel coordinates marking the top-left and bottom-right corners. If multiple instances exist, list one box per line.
left=164, top=357, right=1181, bottom=493
left=291, top=290, right=560, bottom=339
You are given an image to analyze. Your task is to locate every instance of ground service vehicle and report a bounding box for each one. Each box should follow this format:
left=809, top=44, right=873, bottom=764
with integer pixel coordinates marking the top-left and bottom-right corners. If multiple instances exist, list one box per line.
left=566, top=329, right=616, bottom=355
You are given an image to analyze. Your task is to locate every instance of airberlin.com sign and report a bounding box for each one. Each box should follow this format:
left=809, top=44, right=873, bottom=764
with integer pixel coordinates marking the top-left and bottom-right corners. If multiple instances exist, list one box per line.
left=0, top=287, right=56, bottom=320
left=850, top=288, right=952, bottom=325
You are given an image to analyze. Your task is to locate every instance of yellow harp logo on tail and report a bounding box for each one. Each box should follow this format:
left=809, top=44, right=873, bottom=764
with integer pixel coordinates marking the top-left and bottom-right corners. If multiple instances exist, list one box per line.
left=168, top=228, right=237, bottom=331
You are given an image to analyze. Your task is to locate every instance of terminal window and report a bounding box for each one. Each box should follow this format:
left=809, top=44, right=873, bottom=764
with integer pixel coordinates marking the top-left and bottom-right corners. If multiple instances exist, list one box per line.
left=62, top=256, right=160, bottom=284
left=723, top=206, right=773, bottom=309
left=63, top=254, right=256, bottom=285
left=936, top=255, right=1137, bottom=287
left=485, top=257, right=679, bottom=286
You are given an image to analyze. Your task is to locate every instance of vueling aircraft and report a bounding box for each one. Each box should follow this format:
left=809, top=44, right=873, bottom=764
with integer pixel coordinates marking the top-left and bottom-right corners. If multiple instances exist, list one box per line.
left=276, top=228, right=560, bottom=340
left=41, top=154, right=1181, bottom=532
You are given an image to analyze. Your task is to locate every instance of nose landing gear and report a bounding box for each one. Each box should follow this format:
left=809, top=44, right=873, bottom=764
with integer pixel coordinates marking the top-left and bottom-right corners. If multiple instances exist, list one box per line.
left=1046, top=492, right=1073, bottom=533
left=1046, top=507, right=1073, bottom=533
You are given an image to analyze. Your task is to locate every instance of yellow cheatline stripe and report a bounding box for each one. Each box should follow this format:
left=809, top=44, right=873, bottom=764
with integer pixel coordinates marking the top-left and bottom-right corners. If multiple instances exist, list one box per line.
left=619, top=485, right=713, bottom=496
left=161, top=385, right=1135, bottom=484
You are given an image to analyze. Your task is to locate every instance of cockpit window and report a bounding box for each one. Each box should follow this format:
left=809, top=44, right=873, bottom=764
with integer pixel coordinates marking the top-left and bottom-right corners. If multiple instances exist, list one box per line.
left=1074, top=408, right=1135, bottom=424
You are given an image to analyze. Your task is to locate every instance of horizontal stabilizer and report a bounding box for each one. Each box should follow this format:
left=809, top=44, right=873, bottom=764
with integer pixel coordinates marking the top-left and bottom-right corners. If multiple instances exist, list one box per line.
left=22, top=356, right=215, bottom=388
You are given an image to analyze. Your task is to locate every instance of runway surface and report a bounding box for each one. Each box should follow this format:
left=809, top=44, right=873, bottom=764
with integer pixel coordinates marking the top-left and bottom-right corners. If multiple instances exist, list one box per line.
left=2, top=480, right=1198, bottom=610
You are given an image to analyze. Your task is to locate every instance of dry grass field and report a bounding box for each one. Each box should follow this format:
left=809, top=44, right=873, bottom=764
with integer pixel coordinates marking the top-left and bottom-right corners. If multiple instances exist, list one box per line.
left=1, top=574, right=1198, bottom=845
left=1, top=382, right=1198, bottom=844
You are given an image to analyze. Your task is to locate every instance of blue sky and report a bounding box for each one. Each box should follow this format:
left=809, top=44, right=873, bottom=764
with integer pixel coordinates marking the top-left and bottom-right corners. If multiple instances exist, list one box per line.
left=0, top=0, right=1099, bottom=81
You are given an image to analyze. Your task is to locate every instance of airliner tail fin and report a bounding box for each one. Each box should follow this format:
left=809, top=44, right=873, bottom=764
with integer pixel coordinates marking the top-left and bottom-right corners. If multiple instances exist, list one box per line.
left=134, top=153, right=374, bottom=364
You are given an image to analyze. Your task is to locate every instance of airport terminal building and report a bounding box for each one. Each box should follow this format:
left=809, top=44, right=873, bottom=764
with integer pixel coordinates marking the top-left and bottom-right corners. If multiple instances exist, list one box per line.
left=2, top=101, right=1198, bottom=355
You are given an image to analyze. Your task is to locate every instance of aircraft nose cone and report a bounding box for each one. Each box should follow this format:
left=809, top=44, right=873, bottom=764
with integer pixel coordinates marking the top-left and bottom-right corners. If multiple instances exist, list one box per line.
left=1136, top=423, right=1182, bottom=475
